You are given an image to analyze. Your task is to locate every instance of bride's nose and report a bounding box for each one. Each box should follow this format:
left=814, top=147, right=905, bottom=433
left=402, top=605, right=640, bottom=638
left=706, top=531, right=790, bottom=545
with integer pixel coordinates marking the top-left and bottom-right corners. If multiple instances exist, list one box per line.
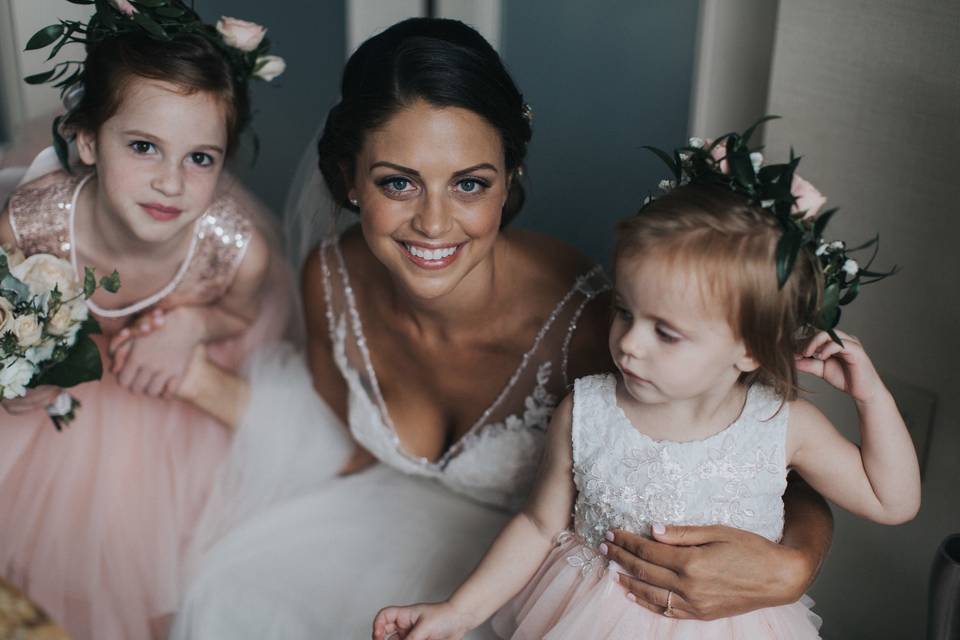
left=411, top=190, right=453, bottom=238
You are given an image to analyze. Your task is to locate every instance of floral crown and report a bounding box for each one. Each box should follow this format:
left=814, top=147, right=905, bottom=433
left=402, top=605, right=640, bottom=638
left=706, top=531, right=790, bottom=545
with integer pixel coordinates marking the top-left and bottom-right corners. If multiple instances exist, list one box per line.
left=642, top=116, right=896, bottom=344
left=23, top=0, right=285, bottom=167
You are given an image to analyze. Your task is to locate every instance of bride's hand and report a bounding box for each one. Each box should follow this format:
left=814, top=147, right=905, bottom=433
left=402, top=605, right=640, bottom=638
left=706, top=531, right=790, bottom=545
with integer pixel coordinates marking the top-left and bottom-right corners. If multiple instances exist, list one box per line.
left=603, top=523, right=812, bottom=619
left=338, top=445, right=378, bottom=475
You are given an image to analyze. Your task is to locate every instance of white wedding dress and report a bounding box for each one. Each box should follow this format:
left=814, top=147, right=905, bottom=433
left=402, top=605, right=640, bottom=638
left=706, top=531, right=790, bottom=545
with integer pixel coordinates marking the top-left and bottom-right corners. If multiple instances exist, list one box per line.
left=171, top=235, right=610, bottom=639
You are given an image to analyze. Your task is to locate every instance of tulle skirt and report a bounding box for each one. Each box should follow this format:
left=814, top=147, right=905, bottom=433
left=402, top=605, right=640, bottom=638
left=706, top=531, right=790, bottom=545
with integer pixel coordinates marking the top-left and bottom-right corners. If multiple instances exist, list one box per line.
left=492, top=534, right=822, bottom=639
left=0, top=339, right=231, bottom=640
left=171, top=347, right=510, bottom=640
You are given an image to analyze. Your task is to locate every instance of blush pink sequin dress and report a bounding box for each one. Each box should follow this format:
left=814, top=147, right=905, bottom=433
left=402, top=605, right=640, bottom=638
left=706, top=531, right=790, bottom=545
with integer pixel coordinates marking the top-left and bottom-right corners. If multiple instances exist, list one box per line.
left=0, top=169, right=287, bottom=640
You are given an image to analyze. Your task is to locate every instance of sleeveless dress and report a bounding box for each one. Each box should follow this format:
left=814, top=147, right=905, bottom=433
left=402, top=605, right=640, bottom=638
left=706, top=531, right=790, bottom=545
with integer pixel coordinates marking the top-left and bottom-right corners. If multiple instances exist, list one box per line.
left=491, top=374, right=823, bottom=639
left=0, top=170, right=285, bottom=640
left=171, top=235, right=611, bottom=639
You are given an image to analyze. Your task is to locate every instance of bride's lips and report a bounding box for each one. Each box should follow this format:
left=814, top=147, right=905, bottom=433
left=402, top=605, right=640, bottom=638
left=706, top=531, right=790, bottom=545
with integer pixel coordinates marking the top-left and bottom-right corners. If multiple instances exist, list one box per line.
left=140, top=202, right=183, bottom=222
left=397, top=240, right=465, bottom=270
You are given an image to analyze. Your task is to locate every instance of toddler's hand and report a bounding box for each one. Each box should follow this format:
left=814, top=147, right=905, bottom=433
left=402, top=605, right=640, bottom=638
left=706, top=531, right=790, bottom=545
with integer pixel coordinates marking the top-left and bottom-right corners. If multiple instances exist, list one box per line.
left=372, top=602, right=473, bottom=640
left=111, top=307, right=205, bottom=398
left=1, top=385, right=61, bottom=416
left=796, top=330, right=886, bottom=404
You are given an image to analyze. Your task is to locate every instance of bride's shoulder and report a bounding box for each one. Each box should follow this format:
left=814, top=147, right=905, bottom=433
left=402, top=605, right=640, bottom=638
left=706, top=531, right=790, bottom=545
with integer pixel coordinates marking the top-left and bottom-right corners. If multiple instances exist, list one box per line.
left=501, top=228, right=598, bottom=294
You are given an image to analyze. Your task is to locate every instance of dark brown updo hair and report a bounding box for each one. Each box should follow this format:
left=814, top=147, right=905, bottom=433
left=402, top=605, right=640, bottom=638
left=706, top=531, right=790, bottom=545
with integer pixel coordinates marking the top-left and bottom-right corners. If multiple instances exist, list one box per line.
left=63, top=32, right=250, bottom=153
left=616, top=183, right=823, bottom=400
left=317, top=18, right=532, bottom=226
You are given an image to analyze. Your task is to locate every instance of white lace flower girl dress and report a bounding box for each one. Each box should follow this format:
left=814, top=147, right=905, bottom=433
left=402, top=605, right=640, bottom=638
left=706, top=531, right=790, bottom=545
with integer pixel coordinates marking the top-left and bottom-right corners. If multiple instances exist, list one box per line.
left=491, top=374, right=823, bottom=639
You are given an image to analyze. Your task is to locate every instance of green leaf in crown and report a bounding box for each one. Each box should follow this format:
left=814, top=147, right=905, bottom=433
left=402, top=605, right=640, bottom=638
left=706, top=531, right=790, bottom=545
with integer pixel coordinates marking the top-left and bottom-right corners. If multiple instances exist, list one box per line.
left=640, top=117, right=898, bottom=345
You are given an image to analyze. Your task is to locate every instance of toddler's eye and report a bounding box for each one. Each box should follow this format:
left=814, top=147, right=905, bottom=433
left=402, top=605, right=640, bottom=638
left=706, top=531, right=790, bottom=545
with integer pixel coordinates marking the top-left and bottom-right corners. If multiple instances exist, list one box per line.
left=130, top=141, right=156, bottom=154
left=656, top=325, right=681, bottom=343
left=190, top=152, right=214, bottom=167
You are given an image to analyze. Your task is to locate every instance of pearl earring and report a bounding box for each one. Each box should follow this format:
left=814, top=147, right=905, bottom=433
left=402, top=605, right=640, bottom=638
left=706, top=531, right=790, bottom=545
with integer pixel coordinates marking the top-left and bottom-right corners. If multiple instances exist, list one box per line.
left=349, top=198, right=358, bottom=206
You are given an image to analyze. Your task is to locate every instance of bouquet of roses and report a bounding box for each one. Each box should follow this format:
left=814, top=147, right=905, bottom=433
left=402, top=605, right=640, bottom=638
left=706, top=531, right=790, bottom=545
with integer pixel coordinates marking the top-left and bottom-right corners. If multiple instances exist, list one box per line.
left=0, top=246, right=119, bottom=429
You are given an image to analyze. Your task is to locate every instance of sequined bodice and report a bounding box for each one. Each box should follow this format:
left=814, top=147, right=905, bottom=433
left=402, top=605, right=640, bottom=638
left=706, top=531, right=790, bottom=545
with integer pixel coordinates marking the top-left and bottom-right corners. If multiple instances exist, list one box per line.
left=571, top=374, right=788, bottom=550
left=8, top=171, right=252, bottom=320
left=319, top=236, right=610, bottom=511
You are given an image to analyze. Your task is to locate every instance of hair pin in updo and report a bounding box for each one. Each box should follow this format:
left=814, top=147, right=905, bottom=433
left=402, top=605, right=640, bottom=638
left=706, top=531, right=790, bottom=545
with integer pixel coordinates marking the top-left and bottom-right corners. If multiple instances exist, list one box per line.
left=521, top=103, right=534, bottom=124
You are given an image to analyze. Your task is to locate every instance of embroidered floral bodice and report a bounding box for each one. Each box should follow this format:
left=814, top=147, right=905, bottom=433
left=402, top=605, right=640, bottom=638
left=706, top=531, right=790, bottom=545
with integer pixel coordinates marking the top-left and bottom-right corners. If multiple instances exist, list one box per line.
left=8, top=170, right=252, bottom=320
left=319, top=236, right=609, bottom=510
left=571, top=374, right=788, bottom=554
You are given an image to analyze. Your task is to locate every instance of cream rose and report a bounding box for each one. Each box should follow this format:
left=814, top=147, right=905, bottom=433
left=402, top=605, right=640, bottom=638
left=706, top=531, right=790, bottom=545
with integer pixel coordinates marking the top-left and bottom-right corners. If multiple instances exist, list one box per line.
left=217, top=17, right=267, bottom=52
left=0, top=297, right=13, bottom=336
left=11, top=314, right=42, bottom=348
left=12, top=254, right=80, bottom=298
left=253, top=55, right=286, bottom=81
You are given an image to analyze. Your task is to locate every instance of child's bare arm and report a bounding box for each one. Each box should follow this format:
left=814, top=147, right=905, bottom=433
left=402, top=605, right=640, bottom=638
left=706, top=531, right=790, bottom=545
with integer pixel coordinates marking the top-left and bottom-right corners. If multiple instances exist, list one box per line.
left=372, top=393, right=578, bottom=640
left=788, top=330, right=921, bottom=525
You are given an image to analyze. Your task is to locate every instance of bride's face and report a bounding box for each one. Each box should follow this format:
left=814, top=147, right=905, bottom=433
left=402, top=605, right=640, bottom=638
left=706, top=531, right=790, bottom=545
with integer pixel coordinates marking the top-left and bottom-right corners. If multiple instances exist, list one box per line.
left=350, top=99, right=510, bottom=301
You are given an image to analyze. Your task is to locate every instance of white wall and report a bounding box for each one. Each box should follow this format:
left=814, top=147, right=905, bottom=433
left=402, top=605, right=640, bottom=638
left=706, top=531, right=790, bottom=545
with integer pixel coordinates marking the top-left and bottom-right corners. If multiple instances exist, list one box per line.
left=762, top=1, right=960, bottom=637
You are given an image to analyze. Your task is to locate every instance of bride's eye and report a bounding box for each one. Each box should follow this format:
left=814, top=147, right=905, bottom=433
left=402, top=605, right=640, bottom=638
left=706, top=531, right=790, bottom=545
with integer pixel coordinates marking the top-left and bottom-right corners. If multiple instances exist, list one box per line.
left=378, top=176, right=416, bottom=196
left=454, top=177, right=489, bottom=195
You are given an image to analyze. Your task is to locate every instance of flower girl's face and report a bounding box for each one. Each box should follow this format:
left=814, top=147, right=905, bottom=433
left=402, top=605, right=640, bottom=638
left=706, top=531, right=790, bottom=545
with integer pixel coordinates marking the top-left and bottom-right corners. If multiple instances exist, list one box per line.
left=76, top=77, right=228, bottom=244
left=609, top=254, right=759, bottom=406
left=351, top=99, right=510, bottom=301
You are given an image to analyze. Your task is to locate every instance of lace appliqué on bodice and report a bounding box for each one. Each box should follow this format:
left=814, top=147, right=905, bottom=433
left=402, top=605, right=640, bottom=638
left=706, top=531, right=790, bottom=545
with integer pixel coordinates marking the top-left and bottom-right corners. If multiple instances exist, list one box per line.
left=8, top=171, right=252, bottom=318
left=571, top=374, right=788, bottom=551
left=319, top=235, right=610, bottom=511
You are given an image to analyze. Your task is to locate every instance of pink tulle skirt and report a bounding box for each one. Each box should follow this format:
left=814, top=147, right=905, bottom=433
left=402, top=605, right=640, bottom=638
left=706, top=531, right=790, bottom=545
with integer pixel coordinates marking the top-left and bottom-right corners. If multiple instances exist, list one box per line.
left=492, top=534, right=822, bottom=639
left=0, top=333, right=254, bottom=640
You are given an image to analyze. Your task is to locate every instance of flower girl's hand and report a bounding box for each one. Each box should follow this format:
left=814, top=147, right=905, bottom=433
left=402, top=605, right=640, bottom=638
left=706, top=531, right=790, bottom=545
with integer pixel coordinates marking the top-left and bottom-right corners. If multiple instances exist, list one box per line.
left=108, top=308, right=165, bottom=372
left=796, top=330, right=886, bottom=404
left=1, top=385, right=61, bottom=416
left=372, top=602, right=473, bottom=640
left=112, top=307, right=205, bottom=398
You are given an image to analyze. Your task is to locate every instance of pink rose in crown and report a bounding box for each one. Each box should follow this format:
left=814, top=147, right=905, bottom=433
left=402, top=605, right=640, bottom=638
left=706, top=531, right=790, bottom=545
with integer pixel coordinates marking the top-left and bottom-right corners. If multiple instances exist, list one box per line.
left=217, top=17, right=267, bottom=52
left=706, top=138, right=729, bottom=174
left=791, top=174, right=827, bottom=220
left=109, top=0, right=137, bottom=16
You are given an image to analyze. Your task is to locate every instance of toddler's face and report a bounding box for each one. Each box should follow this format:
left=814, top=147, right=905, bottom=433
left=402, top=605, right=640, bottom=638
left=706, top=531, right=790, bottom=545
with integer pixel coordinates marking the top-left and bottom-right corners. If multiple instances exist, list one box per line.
left=77, top=76, right=228, bottom=244
left=608, top=254, right=758, bottom=407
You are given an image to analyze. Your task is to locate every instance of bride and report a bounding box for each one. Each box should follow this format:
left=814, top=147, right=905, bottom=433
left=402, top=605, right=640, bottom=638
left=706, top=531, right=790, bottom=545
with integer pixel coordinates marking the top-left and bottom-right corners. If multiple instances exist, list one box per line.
left=171, top=18, right=832, bottom=639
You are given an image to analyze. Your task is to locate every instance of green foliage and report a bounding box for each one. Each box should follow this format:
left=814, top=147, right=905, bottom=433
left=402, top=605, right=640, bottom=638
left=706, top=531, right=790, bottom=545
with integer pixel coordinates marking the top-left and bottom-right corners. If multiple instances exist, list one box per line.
left=641, top=116, right=897, bottom=340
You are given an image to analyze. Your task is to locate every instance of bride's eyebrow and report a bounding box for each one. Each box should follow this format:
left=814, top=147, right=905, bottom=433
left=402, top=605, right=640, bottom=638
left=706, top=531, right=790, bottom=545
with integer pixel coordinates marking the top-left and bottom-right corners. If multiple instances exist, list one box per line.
left=368, top=161, right=499, bottom=176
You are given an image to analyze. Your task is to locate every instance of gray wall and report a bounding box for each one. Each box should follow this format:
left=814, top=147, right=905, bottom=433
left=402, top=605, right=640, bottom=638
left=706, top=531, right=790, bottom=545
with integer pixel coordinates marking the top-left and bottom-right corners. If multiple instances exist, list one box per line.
left=195, top=1, right=346, bottom=214
left=502, top=1, right=700, bottom=265
left=763, top=1, right=960, bottom=637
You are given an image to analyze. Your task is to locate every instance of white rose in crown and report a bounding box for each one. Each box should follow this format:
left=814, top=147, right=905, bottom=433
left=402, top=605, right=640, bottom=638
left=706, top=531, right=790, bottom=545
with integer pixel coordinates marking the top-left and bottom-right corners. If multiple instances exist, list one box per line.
left=217, top=17, right=267, bottom=52
left=0, top=356, right=37, bottom=399
left=11, top=254, right=80, bottom=298
left=254, top=55, right=286, bottom=81
left=11, top=313, right=42, bottom=348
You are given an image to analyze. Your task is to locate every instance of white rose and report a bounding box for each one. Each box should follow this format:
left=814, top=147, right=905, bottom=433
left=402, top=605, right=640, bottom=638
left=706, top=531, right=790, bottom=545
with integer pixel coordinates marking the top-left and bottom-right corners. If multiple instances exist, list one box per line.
left=0, top=356, right=37, bottom=399
left=688, top=137, right=705, bottom=148
left=11, top=313, right=42, bottom=348
left=11, top=254, right=80, bottom=298
left=750, top=152, right=764, bottom=173
left=253, top=55, right=286, bottom=82
left=842, top=259, right=859, bottom=277
left=217, top=17, right=267, bottom=52
left=0, top=296, right=13, bottom=335
left=47, top=392, right=74, bottom=417
left=25, top=339, right=56, bottom=365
